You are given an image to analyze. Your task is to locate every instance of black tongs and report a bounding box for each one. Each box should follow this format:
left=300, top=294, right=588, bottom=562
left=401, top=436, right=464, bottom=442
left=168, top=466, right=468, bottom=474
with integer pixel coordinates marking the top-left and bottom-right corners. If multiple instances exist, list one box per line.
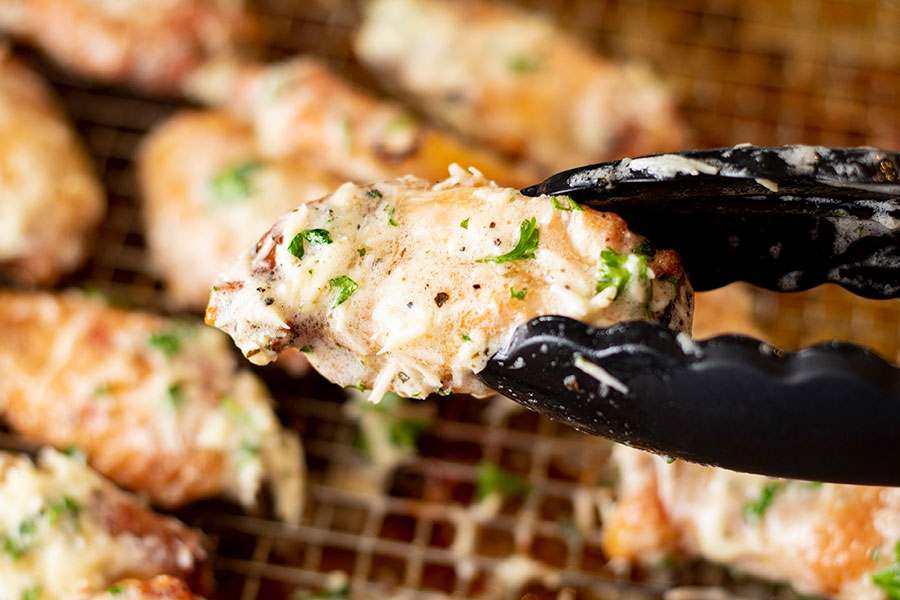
left=478, top=145, right=900, bottom=486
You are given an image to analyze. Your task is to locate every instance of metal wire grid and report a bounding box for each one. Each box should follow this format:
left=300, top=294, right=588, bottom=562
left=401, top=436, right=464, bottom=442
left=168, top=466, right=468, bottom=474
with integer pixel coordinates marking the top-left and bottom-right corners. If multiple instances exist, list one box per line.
left=3, top=0, right=899, bottom=598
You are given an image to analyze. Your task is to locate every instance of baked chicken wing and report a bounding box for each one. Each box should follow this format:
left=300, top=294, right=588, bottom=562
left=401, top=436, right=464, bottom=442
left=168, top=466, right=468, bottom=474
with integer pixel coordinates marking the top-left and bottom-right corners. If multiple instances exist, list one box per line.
left=0, top=291, right=304, bottom=523
left=354, top=0, right=688, bottom=173
left=0, top=449, right=210, bottom=599
left=140, top=109, right=342, bottom=311
left=0, top=0, right=254, bottom=93
left=186, top=56, right=535, bottom=187
left=0, top=50, right=104, bottom=285
left=206, top=166, right=691, bottom=401
left=605, top=447, right=900, bottom=599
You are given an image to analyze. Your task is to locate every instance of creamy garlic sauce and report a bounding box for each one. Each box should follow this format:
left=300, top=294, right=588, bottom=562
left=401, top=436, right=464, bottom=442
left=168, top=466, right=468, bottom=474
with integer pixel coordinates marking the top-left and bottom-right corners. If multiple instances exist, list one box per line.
left=0, top=450, right=195, bottom=599
left=208, top=167, right=691, bottom=401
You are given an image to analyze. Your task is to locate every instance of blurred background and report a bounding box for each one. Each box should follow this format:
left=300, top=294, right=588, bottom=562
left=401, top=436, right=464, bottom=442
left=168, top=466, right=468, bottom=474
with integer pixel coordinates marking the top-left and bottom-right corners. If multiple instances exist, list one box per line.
left=3, top=0, right=900, bottom=598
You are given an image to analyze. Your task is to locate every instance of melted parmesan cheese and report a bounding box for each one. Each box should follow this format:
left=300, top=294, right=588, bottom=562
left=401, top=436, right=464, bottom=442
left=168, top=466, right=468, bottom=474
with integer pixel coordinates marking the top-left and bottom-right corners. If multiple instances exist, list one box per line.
left=207, top=167, right=691, bottom=400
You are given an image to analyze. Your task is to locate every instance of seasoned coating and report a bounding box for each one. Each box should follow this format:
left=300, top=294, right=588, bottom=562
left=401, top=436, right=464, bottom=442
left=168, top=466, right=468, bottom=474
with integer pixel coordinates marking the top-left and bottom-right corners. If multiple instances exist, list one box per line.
left=186, top=56, right=535, bottom=186
left=0, top=51, right=104, bottom=284
left=0, top=291, right=304, bottom=523
left=0, top=449, right=210, bottom=599
left=0, top=0, right=254, bottom=93
left=604, top=447, right=900, bottom=599
left=66, top=577, right=198, bottom=600
left=207, top=166, right=692, bottom=400
left=140, top=110, right=342, bottom=311
left=354, top=0, right=688, bottom=172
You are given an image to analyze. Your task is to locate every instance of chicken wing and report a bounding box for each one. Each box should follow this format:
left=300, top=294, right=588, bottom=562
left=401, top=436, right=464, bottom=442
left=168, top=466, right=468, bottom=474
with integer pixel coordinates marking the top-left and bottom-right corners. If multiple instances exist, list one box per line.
left=66, top=577, right=198, bottom=600
left=139, top=109, right=342, bottom=311
left=0, top=291, right=304, bottom=523
left=354, top=0, right=688, bottom=173
left=0, top=50, right=104, bottom=285
left=206, top=166, right=692, bottom=401
left=185, top=56, right=536, bottom=187
left=604, top=447, right=900, bottom=599
left=0, top=449, right=210, bottom=599
left=0, top=0, right=254, bottom=93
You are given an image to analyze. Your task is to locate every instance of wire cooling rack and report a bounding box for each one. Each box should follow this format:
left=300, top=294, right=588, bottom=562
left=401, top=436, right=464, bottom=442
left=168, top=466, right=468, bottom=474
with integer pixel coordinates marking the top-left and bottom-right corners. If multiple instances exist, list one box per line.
left=4, top=0, right=900, bottom=598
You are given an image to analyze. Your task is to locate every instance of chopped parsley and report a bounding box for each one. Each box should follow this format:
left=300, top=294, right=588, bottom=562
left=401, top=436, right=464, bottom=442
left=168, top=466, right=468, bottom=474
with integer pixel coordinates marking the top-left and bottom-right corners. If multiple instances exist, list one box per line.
left=166, top=382, right=185, bottom=411
left=460, top=218, right=470, bottom=229
left=550, top=195, right=584, bottom=212
left=93, top=382, right=110, bottom=397
left=148, top=330, right=181, bottom=357
left=596, top=248, right=648, bottom=296
left=357, top=248, right=367, bottom=257
left=210, top=160, right=263, bottom=204
left=742, top=481, right=780, bottom=524
left=388, top=419, right=431, bottom=449
left=288, top=229, right=333, bottom=260
left=367, top=189, right=383, bottom=199
left=62, top=445, right=87, bottom=463
left=299, top=345, right=314, bottom=353
left=329, top=275, right=358, bottom=307
left=21, top=587, right=41, bottom=600
left=510, top=287, right=527, bottom=300
left=294, top=584, right=351, bottom=600
left=236, top=441, right=260, bottom=464
left=461, top=333, right=472, bottom=342
left=385, top=205, right=399, bottom=227
left=508, top=55, right=540, bottom=73
left=872, top=542, right=900, bottom=599
left=4, top=535, right=23, bottom=560
left=476, top=461, right=531, bottom=501
left=107, top=583, right=128, bottom=596
left=46, top=496, right=81, bottom=526
left=633, top=241, right=656, bottom=257
left=477, top=217, right=539, bottom=264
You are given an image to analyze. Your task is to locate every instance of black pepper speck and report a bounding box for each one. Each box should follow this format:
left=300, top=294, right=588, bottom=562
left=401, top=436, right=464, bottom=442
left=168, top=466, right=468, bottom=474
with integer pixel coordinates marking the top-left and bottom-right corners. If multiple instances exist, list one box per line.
left=264, top=298, right=274, bottom=306
left=434, top=292, right=449, bottom=307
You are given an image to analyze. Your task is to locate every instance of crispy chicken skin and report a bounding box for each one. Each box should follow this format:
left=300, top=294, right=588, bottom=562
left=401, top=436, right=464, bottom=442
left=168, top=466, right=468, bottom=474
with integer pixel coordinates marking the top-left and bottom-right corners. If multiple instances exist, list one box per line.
left=0, top=50, right=104, bottom=285
left=66, top=577, right=199, bottom=600
left=354, top=0, right=688, bottom=173
left=0, top=291, right=304, bottom=523
left=605, top=448, right=900, bottom=599
left=139, top=110, right=342, bottom=311
left=185, top=56, right=535, bottom=187
left=0, top=449, right=210, bottom=599
left=0, top=0, right=254, bottom=93
left=206, top=166, right=692, bottom=401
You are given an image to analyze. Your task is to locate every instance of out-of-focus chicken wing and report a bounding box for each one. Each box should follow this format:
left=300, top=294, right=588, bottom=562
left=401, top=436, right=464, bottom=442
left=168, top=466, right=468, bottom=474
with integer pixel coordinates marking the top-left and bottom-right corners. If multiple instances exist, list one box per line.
left=206, top=166, right=691, bottom=401
left=604, top=447, right=900, bottom=599
left=0, top=0, right=254, bottom=93
left=354, top=0, right=688, bottom=173
left=186, top=56, right=535, bottom=186
left=0, top=291, right=304, bottom=523
left=0, top=50, right=104, bottom=285
left=140, top=110, right=342, bottom=311
left=0, top=449, right=210, bottom=599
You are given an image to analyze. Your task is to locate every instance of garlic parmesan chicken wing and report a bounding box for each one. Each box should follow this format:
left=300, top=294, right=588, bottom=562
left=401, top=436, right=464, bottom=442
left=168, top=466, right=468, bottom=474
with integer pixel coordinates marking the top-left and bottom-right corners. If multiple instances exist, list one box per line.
left=186, top=56, right=534, bottom=186
left=605, top=447, right=900, bottom=600
left=355, top=0, right=688, bottom=172
left=0, top=291, right=304, bottom=523
left=0, top=51, right=104, bottom=285
left=140, top=110, right=342, bottom=311
left=0, top=0, right=254, bottom=93
left=0, top=449, right=210, bottom=599
left=67, top=577, right=199, bottom=600
left=207, top=166, right=692, bottom=401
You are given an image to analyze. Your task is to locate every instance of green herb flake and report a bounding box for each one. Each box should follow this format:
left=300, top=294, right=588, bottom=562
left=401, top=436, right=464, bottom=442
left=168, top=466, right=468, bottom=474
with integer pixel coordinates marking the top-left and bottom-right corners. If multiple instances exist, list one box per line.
left=508, top=55, right=540, bottom=73
left=550, top=195, right=584, bottom=212
left=596, top=248, right=650, bottom=296
left=148, top=330, right=181, bottom=357
left=388, top=419, right=431, bottom=449
left=18, top=520, right=35, bottom=538
left=355, top=383, right=365, bottom=391
left=62, top=446, right=87, bottom=463
left=237, top=441, right=260, bottom=464
left=3, top=535, right=22, bottom=560
left=367, top=189, right=383, bottom=199
left=461, top=333, right=472, bottom=342
left=872, top=542, right=900, bottom=599
left=294, top=584, right=351, bottom=600
left=46, top=496, right=81, bottom=527
left=303, top=229, right=333, bottom=246
left=93, top=382, right=110, bottom=397
left=21, top=586, right=41, bottom=600
left=210, top=160, right=263, bottom=204
left=107, top=583, right=128, bottom=596
left=299, top=345, right=314, bottom=353
left=742, top=481, right=780, bottom=524
left=633, top=241, right=656, bottom=258
left=436, top=388, right=452, bottom=396
left=166, top=382, right=185, bottom=411
left=357, top=248, right=367, bottom=257
left=664, top=456, right=676, bottom=464
left=460, top=218, right=470, bottom=229
left=477, top=217, right=539, bottom=264
left=510, top=287, right=527, bottom=300
left=329, top=275, right=359, bottom=308
left=476, top=461, right=531, bottom=501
